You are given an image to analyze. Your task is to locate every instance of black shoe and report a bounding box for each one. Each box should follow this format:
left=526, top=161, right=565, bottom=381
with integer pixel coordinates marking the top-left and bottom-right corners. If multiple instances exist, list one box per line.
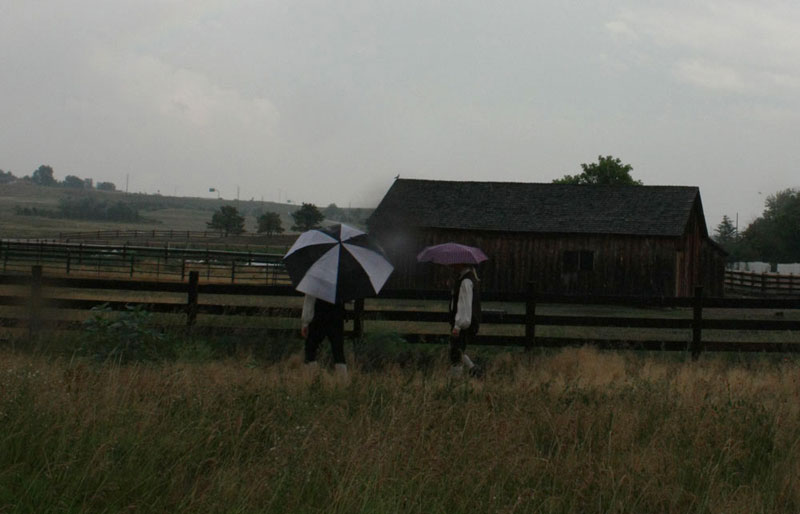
left=468, top=365, right=483, bottom=378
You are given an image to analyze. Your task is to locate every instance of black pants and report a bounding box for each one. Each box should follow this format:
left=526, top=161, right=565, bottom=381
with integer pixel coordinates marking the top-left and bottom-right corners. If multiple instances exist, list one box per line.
left=449, top=328, right=474, bottom=365
left=305, top=317, right=345, bottom=364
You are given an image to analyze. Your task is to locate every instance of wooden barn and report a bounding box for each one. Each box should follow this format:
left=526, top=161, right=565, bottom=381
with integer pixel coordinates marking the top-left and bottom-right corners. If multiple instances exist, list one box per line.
left=367, top=179, right=726, bottom=297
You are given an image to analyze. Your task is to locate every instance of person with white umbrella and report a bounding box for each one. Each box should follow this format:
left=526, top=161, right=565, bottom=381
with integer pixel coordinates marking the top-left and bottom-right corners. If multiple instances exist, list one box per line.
left=284, top=224, right=394, bottom=378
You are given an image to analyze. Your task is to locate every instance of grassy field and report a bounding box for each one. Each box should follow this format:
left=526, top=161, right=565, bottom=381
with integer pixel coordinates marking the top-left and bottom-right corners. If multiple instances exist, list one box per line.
left=1, top=340, right=799, bottom=513
left=0, top=182, right=370, bottom=239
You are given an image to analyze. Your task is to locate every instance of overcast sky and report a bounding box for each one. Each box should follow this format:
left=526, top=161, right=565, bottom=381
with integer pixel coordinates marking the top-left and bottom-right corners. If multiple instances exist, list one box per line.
left=2, top=1, right=799, bottom=229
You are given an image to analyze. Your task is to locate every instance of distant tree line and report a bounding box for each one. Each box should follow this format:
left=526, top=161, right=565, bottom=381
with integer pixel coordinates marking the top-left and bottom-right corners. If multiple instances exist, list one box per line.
left=15, top=196, right=141, bottom=222
left=1, top=164, right=117, bottom=191
left=206, top=201, right=370, bottom=237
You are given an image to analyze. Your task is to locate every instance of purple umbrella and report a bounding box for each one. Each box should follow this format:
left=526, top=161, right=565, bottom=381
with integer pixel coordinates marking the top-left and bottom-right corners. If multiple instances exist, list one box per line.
left=416, top=242, right=488, bottom=265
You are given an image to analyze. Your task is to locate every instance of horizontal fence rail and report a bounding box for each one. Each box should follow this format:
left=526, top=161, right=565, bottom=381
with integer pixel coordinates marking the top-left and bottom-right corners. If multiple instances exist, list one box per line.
left=2, top=267, right=799, bottom=356
left=0, top=239, right=291, bottom=285
left=725, top=269, right=800, bottom=296
left=58, top=229, right=226, bottom=240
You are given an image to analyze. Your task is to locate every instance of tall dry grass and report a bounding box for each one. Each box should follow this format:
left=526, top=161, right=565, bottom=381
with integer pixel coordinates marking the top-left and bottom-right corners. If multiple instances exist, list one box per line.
left=1, top=346, right=799, bottom=513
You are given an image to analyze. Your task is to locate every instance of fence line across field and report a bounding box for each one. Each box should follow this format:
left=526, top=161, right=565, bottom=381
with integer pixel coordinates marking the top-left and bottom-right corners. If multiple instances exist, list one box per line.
left=724, top=269, right=800, bottom=296
left=2, top=266, right=799, bottom=357
left=6, top=239, right=800, bottom=296
left=0, top=239, right=291, bottom=284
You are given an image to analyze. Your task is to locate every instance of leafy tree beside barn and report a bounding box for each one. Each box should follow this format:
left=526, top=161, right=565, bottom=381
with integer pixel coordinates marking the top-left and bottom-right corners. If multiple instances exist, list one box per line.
left=553, top=155, right=642, bottom=185
left=741, top=188, right=800, bottom=263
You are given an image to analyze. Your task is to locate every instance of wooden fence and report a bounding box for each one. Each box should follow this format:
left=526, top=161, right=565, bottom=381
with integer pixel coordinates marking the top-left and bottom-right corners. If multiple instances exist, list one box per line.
left=0, top=240, right=290, bottom=285
left=56, top=229, right=226, bottom=241
left=2, top=266, right=799, bottom=356
left=725, top=269, right=800, bottom=296
left=8, top=239, right=800, bottom=298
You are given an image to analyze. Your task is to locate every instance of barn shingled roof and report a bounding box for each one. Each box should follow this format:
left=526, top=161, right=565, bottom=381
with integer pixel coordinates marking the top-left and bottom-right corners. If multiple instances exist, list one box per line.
left=368, top=179, right=707, bottom=238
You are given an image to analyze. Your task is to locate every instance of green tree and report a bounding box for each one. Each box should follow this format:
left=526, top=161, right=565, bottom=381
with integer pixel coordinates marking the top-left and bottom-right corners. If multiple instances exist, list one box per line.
left=553, top=155, right=642, bottom=185
left=713, top=215, right=737, bottom=246
left=713, top=215, right=750, bottom=262
left=742, top=188, right=800, bottom=262
left=32, top=165, right=56, bottom=186
left=207, top=205, right=246, bottom=236
left=257, top=211, right=284, bottom=236
left=323, top=203, right=347, bottom=222
left=96, top=181, right=116, bottom=191
left=62, top=175, right=85, bottom=188
left=0, top=169, right=16, bottom=183
left=291, top=203, right=324, bottom=232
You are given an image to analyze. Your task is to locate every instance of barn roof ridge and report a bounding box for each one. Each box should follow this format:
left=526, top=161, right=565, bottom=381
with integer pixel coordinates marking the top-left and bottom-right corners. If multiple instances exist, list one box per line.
left=369, top=178, right=707, bottom=238
left=391, top=177, right=699, bottom=190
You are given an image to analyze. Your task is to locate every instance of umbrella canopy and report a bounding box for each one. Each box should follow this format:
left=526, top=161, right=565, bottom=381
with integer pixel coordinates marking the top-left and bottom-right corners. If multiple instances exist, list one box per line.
left=283, top=224, right=394, bottom=304
left=416, top=242, right=488, bottom=265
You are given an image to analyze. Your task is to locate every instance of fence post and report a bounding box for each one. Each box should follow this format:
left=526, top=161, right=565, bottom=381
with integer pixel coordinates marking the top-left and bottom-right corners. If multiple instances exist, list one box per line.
left=130, top=256, right=135, bottom=278
left=231, top=261, right=236, bottom=283
left=691, top=285, right=703, bottom=360
left=30, top=265, right=43, bottom=338
left=66, top=252, right=71, bottom=274
left=187, top=271, right=199, bottom=328
left=353, top=298, right=364, bottom=339
left=181, top=259, right=186, bottom=281
left=525, top=281, right=536, bottom=351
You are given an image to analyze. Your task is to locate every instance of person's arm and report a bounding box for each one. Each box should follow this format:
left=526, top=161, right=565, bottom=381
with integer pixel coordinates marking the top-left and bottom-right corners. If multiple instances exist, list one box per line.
left=301, top=295, right=315, bottom=337
left=452, top=279, right=473, bottom=335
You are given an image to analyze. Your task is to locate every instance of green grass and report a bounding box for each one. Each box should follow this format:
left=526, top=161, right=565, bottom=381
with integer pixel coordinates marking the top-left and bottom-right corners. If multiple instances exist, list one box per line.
left=1, top=339, right=800, bottom=513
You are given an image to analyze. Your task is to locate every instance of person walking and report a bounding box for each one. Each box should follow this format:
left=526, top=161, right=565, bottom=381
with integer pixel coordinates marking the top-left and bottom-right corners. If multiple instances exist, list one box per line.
left=448, top=264, right=481, bottom=377
left=301, top=294, right=348, bottom=378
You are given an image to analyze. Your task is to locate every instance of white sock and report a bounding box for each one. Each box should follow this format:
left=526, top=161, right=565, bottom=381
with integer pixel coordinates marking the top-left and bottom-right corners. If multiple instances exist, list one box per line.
left=305, top=361, right=319, bottom=370
left=450, top=364, right=464, bottom=377
left=461, top=354, right=475, bottom=369
left=335, top=363, right=348, bottom=377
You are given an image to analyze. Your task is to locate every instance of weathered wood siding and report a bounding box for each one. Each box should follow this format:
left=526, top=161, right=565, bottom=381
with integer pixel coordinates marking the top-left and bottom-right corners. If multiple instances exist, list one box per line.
left=674, top=200, right=725, bottom=297
left=375, top=227, right=683, bottom=296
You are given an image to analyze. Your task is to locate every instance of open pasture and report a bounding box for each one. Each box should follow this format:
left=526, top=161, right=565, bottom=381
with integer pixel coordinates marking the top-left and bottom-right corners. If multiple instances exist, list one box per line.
left=1, top=345, right=800, bottom=513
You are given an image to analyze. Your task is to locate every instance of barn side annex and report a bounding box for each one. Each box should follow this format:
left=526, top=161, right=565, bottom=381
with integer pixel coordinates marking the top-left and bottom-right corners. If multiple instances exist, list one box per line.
left=367, top=179, right=726, bottom=297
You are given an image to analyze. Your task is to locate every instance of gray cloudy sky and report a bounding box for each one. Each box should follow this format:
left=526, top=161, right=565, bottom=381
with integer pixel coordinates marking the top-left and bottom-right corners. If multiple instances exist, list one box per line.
left=2, top=1, right=799, bottom=229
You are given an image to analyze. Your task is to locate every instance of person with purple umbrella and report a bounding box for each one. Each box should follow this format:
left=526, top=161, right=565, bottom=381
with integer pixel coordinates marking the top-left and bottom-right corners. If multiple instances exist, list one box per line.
left=448, top=263, right=482, bottom=377
left=416, top=242, right=488, bottom=377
